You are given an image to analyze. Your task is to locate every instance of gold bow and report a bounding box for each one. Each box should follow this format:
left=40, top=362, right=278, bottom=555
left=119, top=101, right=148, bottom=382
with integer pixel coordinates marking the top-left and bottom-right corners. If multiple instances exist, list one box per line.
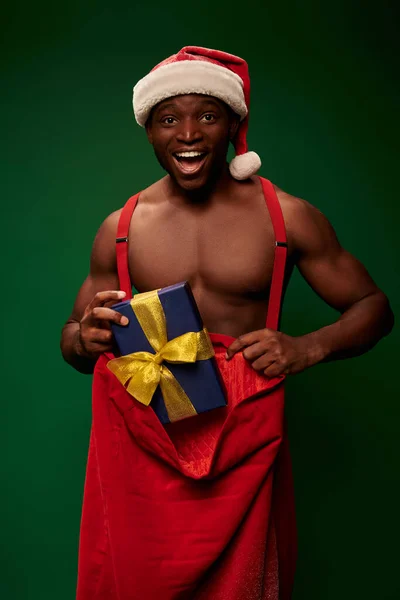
left=107, top=289, right=214, bottom=422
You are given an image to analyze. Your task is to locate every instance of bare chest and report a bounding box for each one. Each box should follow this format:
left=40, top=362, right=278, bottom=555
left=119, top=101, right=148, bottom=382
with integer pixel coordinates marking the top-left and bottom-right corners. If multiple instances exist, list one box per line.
left=127, top=195, right=279, bottom=302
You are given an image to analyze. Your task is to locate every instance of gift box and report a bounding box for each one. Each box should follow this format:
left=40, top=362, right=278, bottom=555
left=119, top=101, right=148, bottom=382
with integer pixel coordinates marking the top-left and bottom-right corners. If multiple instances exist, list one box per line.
left=108, top=281, right=227, bottom=424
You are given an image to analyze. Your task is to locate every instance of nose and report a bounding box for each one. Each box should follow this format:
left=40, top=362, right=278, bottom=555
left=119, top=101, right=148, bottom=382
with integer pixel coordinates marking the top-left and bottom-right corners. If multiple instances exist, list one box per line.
left=176, top=117, right=203, bottom=145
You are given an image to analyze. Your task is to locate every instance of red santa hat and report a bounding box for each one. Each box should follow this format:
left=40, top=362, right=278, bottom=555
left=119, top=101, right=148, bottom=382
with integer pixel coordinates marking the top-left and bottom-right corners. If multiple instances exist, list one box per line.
left=132, top=46, right=261, bottom=180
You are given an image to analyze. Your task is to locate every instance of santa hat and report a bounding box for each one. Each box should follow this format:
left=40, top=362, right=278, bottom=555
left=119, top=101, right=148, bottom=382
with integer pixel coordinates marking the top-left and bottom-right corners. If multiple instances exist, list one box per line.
left=132, top=46, right=261, bottom=181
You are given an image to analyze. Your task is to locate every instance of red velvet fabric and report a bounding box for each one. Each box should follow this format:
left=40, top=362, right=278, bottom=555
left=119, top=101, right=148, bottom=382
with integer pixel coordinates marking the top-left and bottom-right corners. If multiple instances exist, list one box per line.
left=76, top=337, right=296, bottom=599
left=76, top=177, right=297, bottom=599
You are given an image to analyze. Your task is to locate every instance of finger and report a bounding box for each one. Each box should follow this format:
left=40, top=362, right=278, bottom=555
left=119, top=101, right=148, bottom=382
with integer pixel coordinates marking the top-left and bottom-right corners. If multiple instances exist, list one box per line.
left=90, top=307, right=129, bottom=326
left=103, top=297, right=126, bottom=309
left=242, top=341, right=271, bottom=362
left=225, top=329, right=266, bottom=360
left=89, top=329, right=114, bottom=344
left=79, top=336, right=114, bottom=356
left=89, top=290, right=126, bottom=309
left=89, top=342, right=114, bottom=355
left=251, top=353, right=277, bottom=372
left=96, top=319, right=112, bottom=330
left=264, top=362, right=286, bottom=378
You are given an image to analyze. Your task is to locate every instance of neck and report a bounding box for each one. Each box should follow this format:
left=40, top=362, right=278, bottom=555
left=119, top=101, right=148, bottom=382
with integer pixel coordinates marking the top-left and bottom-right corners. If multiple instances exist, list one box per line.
left=164, top=163, right=234, bottom=205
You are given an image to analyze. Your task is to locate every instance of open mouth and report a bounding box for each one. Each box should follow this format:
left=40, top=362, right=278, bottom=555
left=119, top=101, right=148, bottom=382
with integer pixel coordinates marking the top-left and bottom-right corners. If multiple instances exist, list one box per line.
left=172, top=151, right=208, bottom=175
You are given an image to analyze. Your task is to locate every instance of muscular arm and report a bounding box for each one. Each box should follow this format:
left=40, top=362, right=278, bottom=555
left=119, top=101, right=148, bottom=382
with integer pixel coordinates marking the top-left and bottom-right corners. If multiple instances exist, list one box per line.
left=226, top=193, right=394, bottom=374
left=290, top=197, right=394, bottom=365
left=60, top=210, right=122, bottom=374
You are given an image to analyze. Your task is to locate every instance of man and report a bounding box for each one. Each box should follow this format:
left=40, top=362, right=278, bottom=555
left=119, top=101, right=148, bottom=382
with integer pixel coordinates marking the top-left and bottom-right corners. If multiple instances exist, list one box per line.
left=61, top=47, right=394, bottom=600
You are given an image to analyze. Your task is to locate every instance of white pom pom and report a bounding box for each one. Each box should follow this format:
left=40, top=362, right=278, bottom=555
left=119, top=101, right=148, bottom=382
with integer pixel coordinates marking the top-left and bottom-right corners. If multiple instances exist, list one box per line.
left=229, top=151, right=261, bottom=180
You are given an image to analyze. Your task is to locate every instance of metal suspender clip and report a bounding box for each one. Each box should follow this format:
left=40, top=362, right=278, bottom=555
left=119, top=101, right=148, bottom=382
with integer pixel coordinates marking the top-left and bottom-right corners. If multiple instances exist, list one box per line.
left=275, top=241, right=288, bottom=248
left=116, top=237, right=128, bottom=243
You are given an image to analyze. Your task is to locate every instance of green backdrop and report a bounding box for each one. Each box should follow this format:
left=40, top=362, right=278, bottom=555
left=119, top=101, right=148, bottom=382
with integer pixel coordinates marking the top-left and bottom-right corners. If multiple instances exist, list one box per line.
left=2, top=1, right=398, bottom=598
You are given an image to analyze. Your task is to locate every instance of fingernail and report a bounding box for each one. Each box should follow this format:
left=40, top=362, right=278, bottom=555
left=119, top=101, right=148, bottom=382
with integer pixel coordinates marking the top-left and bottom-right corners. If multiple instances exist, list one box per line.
left=118, top=291, right=126, bottom=297
left=121, top=316, right=129, bottom=325
left=225, top=352, right=229, bottom=360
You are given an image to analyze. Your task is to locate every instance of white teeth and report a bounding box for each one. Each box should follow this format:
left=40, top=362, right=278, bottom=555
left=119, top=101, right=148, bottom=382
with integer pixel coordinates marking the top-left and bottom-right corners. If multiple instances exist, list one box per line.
left=175, top=151, right=204, bottom=158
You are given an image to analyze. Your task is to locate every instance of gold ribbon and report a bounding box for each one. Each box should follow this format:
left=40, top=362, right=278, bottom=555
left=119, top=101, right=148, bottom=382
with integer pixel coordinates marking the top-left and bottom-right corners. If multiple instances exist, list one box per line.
left=107, top=289, right=214, bottom=422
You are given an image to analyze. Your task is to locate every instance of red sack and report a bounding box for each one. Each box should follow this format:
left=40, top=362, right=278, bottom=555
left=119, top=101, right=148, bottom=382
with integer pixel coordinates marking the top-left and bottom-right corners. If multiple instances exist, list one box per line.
left=76, top=177, right=297, bottom=600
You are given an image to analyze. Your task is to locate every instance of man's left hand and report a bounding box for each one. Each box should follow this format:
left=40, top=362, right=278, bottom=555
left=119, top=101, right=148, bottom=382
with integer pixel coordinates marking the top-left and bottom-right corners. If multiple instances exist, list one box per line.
left=225, top=329, right=315, bottom=377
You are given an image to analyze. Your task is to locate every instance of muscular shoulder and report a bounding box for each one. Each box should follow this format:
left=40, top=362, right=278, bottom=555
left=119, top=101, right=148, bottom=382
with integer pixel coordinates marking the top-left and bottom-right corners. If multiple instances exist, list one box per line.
left=90, top=209, right=122, bottom=274
left=91, top=179, right=165, bottom=264
left=89, top=180, right=164, bottom=273
left=273, top=184, right=340, bottom=258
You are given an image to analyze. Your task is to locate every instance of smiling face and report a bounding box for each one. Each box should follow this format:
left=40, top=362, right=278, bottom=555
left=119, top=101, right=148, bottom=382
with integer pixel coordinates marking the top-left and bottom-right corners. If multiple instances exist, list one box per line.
left=145, top=94, right=239, bottom=191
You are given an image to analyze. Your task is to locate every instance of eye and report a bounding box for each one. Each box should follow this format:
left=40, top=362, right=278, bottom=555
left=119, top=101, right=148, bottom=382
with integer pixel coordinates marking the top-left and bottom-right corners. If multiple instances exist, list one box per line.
left=201, top=113, right=216, bottom=123
left=160, top=116, right=177, bottom=125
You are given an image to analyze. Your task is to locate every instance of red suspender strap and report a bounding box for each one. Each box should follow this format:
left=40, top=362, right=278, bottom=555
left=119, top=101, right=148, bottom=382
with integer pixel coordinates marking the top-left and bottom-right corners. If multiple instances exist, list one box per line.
left=115, top=192, right=140, bottom=299
left=259, top=177, right=288, bottom=332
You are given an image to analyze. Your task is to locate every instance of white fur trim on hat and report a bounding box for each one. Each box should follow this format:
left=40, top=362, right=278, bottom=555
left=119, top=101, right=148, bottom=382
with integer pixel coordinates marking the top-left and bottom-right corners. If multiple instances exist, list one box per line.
left=229, top=151, right=262, bottom=180
left=133, top=60, right=248, bottom=126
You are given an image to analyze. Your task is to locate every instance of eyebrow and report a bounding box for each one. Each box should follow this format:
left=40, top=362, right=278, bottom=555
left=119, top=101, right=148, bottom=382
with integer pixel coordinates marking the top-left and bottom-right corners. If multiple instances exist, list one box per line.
left=156, top=102, right=178, bottom=112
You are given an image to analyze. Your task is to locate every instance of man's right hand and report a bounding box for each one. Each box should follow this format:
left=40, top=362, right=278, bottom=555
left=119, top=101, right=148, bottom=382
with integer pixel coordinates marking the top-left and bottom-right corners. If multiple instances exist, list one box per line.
left=77, top=290, right=130, bottom=359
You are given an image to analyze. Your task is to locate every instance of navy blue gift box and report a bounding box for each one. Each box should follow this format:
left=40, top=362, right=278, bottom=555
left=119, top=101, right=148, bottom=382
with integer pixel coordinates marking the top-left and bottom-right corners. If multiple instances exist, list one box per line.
left=110, top=281, right=227, bottom=424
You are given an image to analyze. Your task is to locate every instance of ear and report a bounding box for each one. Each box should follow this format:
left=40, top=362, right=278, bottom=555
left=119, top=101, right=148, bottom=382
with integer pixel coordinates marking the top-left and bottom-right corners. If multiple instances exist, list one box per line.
left=229, top=114, right=240, bottom=142
left=145, top=121, right=154, bottom=145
